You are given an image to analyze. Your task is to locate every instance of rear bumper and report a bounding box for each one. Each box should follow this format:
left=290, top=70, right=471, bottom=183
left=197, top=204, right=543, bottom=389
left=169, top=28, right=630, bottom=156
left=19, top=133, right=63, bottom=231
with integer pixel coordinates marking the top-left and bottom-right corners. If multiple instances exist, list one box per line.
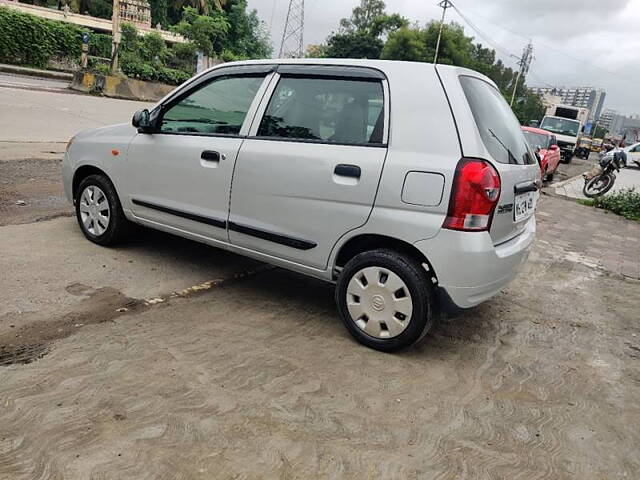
left=415, top=216, right=535, bottom=309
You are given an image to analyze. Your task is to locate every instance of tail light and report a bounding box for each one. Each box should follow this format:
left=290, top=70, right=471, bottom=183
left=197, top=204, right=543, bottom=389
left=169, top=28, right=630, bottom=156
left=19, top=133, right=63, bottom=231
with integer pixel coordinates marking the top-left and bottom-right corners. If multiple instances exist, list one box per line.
left=443, top=158, right=501, bottom=232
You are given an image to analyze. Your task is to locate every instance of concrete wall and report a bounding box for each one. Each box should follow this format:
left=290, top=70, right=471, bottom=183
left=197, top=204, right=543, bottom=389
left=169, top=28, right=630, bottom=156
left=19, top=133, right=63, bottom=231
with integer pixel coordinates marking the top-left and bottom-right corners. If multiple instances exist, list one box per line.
left=0, top=0, right=185, bottom=43
left=71, top=72, right=175, bottom=102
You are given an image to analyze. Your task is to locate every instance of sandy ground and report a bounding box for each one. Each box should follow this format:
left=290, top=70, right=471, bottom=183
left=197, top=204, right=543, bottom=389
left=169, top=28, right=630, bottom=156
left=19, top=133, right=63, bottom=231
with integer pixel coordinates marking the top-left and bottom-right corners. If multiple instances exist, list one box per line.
left=1, top=87, right=640, bottom=479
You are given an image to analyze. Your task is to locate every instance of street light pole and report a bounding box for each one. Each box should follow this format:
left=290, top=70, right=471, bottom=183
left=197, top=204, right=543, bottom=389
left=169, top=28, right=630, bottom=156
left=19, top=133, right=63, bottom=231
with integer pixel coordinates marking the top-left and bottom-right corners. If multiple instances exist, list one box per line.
left=433, top=0, right=452, bottom=65
left=111, top=0, right=121, bottom=73
left=510, top=41, right=533, bottom=107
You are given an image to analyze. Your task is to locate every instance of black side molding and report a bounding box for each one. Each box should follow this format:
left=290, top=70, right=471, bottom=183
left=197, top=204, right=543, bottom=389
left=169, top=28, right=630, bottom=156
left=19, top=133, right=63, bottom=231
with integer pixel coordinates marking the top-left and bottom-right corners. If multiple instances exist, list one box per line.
left=228, top=221, right=316, bottom=250
left=131, top=199, right=227, bottom=229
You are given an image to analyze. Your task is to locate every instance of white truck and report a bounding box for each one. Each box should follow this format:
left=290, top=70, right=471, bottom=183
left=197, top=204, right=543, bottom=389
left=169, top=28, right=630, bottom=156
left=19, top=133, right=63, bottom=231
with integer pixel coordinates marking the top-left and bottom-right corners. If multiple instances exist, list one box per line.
left=539, top=104, right=590, bottom=163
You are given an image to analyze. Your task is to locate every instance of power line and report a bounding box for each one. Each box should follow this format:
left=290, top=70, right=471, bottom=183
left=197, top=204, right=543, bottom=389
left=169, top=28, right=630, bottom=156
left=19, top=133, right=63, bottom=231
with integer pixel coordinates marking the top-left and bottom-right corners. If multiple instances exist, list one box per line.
left=450, top=4, right=519, bottom=62
left=453, top=3, right=638, bottom=85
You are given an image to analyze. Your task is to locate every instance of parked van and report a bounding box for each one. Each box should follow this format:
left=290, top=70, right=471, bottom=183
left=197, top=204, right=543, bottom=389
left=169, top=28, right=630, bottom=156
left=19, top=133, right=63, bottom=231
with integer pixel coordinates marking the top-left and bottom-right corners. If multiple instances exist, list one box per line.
left=62, top=59, right=540, bottom=351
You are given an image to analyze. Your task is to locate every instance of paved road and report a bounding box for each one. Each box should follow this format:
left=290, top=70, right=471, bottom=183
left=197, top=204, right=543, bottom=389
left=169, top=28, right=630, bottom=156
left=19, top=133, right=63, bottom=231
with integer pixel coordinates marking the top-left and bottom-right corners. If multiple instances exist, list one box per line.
left=0, top=72, right=71, bottom=91
left=0, top=82, right=152, bottom=144
left=1, top=85, right=640, bottom=479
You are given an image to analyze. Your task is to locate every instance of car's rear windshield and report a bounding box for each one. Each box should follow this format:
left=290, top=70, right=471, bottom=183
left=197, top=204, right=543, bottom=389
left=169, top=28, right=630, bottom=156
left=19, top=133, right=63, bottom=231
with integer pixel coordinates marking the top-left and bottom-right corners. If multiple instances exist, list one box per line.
left=523, top=131, right=549, bottom=150
left=460, top=75, right=535, bottom=165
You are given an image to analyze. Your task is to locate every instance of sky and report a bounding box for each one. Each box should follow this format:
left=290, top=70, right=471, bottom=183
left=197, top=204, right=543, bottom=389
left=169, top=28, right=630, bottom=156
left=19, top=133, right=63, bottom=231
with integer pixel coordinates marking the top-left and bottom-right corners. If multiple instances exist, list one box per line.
left=246, top=0, right=640, bottom=115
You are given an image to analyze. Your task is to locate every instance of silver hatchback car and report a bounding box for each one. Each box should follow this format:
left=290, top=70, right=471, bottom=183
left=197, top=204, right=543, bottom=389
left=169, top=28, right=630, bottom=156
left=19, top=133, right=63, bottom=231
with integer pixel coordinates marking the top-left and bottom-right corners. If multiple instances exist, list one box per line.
left=62, top=59, right=540, bottom=351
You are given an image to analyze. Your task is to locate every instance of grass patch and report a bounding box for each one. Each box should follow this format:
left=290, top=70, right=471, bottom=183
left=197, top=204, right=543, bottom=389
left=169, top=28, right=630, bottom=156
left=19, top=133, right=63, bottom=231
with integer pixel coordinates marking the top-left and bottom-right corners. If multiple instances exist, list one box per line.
left=582, top=188, right=640, bottom=221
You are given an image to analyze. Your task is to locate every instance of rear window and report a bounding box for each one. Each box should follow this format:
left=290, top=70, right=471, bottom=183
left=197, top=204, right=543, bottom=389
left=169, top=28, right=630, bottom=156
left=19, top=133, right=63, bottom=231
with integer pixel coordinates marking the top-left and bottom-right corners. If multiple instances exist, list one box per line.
left=523, top=131, right=549, bottom=149
left=460, top=76, right=535, bottom=165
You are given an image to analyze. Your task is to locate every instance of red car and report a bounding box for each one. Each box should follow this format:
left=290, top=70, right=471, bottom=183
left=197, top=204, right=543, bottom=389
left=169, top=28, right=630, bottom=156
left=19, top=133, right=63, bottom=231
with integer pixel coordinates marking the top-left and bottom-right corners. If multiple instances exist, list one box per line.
left=522, top=126, right=562, bottom=182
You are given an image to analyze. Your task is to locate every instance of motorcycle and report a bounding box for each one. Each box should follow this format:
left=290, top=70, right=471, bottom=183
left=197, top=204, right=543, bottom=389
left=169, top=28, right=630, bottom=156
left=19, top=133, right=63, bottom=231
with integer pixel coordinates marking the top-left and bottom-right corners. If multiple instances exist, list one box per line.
left=582, top=150, right=623, bottom=197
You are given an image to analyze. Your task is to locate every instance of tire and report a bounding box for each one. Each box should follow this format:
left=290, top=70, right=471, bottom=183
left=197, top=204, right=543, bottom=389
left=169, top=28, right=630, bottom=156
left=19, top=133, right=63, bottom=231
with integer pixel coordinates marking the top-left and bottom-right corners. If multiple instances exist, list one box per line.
left=583, top=173, right=614, bottom=198
left=75, top=174, right=130, bottom=246
left=545, top=169, right=554, bottom=182
left=335, top=249, right=434, bottom=352
left=564, top=155, right=572, bottom=164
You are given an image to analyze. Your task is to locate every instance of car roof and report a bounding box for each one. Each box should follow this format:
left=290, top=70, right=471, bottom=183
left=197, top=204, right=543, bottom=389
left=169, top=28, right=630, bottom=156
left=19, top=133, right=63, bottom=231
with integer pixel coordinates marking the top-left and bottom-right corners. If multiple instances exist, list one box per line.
left=205, top=58, right=498, bottom=88
left=521, top=126, right=553, bottom=136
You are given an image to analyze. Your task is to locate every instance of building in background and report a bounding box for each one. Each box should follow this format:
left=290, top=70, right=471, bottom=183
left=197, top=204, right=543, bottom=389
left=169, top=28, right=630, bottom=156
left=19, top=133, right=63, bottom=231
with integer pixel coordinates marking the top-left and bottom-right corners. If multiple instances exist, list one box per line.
left=118, top=0, right=151, bottom=29
left=529, top=86, right=606, bottom=123
left=610, top=113, right=640, bottom=143
left=599, top=108, right=618, bottom=131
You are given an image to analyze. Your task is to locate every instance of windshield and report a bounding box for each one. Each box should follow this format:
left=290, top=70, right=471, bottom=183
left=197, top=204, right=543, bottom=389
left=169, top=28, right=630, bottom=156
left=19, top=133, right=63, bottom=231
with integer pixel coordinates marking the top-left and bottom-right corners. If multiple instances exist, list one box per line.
left=540, top=117, right=580, bottom=137
left=522, top=131, right=549, bottom=149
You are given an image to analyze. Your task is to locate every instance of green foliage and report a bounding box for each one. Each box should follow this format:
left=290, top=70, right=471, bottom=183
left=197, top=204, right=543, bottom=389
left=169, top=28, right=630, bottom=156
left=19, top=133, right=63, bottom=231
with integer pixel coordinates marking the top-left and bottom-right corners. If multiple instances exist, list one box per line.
left=88, top=33, right=112, bottom=59
left=339, top=0, right=386, bottom=34
left=149, top=0, right=169, bottom=28
left=0, top=6, right=84, bottom=67
left=326, top=32, right=383, bottom=59
left=381, top=27, right=427, bottom=61
left=593, top=125, right=608, bottom=138
left=224, top=0, right=271, bottom=58
left=179, top=11, right=229, bottom=56
left=512, top=89, right=545, bottom=126
left=119, top=23, right=193, bottom=85
left=92, top=63, right=111, bottom=76
left=589, top=188, right=640, bottom=221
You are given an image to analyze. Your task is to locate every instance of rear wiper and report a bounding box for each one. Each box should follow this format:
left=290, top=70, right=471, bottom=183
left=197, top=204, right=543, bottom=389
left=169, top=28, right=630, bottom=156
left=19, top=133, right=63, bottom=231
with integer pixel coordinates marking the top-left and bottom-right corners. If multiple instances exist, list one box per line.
left=488, top=128, right=518, bottom=164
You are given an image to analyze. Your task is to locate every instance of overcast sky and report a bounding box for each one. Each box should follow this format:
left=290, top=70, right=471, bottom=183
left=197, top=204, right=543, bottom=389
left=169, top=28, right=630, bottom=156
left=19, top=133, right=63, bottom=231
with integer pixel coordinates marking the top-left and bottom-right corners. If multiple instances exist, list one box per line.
left=247, top=0, right=640, bottom=115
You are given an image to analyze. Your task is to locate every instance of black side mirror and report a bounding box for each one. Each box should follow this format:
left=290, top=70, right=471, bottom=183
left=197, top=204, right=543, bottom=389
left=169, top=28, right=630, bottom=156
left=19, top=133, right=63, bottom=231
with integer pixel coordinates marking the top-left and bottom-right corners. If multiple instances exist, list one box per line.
left=132, top=109, right=153, bottom=133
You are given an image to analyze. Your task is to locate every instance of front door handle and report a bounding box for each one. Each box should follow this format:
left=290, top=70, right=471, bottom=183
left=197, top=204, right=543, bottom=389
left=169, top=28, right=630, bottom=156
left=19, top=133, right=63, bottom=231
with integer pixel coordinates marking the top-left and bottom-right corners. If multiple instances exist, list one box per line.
left=334, top=164, right=361, bottom=178
left=201, top=150, right=224, bottom=162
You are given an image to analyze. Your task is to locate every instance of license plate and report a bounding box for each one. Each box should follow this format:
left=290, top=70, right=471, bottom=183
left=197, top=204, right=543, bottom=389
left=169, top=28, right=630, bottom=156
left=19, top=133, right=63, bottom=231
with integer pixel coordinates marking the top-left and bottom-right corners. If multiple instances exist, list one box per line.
left=514, top=191, right=537, bottom=222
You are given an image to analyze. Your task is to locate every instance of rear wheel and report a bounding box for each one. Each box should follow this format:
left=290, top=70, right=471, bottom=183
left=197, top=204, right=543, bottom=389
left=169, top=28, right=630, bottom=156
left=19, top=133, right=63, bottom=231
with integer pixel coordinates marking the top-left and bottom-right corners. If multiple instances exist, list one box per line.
left=335, top=249, right=434, bottom=352
left=75, top=174, right=130, bottom=246
left=583, top=173, right=614, bottom=198
left=545, top=169, right=554, bottom=182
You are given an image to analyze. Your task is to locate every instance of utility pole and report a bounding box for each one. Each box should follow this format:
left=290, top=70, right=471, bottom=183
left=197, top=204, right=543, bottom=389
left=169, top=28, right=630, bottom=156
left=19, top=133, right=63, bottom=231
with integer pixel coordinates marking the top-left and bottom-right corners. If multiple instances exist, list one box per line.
left=510, top=41, right=533, bottom=107
left=279, top=0, right=305, bottom=58
left=111, top=0, right=121, bottom=73
left=434, top=0, right=453, bottom=64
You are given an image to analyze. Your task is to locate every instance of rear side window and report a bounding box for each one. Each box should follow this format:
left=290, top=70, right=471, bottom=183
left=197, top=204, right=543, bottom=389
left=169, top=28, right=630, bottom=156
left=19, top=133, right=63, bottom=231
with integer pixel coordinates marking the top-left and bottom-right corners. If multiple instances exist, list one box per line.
left=460, top=76, right=535, bottom=165
left=160, top=75, right=265, bottom=135
left=257, top=76, right=384, bottom=145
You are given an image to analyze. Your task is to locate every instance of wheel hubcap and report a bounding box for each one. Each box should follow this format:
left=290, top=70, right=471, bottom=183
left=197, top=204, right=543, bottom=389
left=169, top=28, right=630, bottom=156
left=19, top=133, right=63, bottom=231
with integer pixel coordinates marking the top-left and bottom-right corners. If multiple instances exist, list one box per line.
left=79, top=185, right=110, bottom=236
left=346, top=266, right=413, bottom=339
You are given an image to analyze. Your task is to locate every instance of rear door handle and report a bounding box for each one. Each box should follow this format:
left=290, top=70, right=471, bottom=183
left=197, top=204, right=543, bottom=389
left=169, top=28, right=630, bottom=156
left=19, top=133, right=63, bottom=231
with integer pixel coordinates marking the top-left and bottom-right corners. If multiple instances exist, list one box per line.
left=514, top=179, right=542, bottom=194
left=201, top=150, right=223, bottom=162
left=334, top=164, right=361, bottom=178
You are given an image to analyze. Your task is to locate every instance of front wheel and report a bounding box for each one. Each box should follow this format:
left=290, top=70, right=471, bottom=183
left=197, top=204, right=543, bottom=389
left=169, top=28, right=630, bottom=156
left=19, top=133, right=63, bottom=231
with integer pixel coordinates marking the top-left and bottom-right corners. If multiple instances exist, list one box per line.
left=335, top=249, right=434, bottom=352
left=583, top=173, right=614, bottom=198
left=75, top=174, right=130, bottom=246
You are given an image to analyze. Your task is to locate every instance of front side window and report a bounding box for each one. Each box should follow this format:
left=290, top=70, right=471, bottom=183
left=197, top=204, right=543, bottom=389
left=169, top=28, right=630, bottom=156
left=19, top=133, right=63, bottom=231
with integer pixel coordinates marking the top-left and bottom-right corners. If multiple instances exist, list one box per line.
left=257, top=76, right=384, bottom=145
left=160, top=75, right=265, bottom=135
left=460, top=75, right=535, bottom=165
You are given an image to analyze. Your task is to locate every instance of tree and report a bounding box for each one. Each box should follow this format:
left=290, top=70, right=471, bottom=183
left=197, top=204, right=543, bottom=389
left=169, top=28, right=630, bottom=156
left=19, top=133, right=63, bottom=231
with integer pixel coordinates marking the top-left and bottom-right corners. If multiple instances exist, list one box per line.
left=305, top=44, right=328, bottom=58
left=512, top=91, right=545, bottom=125
left=340, top=0, right=385, bottom=34
left=593, top=125, right=608, bottom=139
left=149, top=0, right=168, bottom=28
left=380, top=27, right=427, bottom=61
left=223, top=0, right=271, bottom=58
left=325, top=32, right=383, bottom=59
